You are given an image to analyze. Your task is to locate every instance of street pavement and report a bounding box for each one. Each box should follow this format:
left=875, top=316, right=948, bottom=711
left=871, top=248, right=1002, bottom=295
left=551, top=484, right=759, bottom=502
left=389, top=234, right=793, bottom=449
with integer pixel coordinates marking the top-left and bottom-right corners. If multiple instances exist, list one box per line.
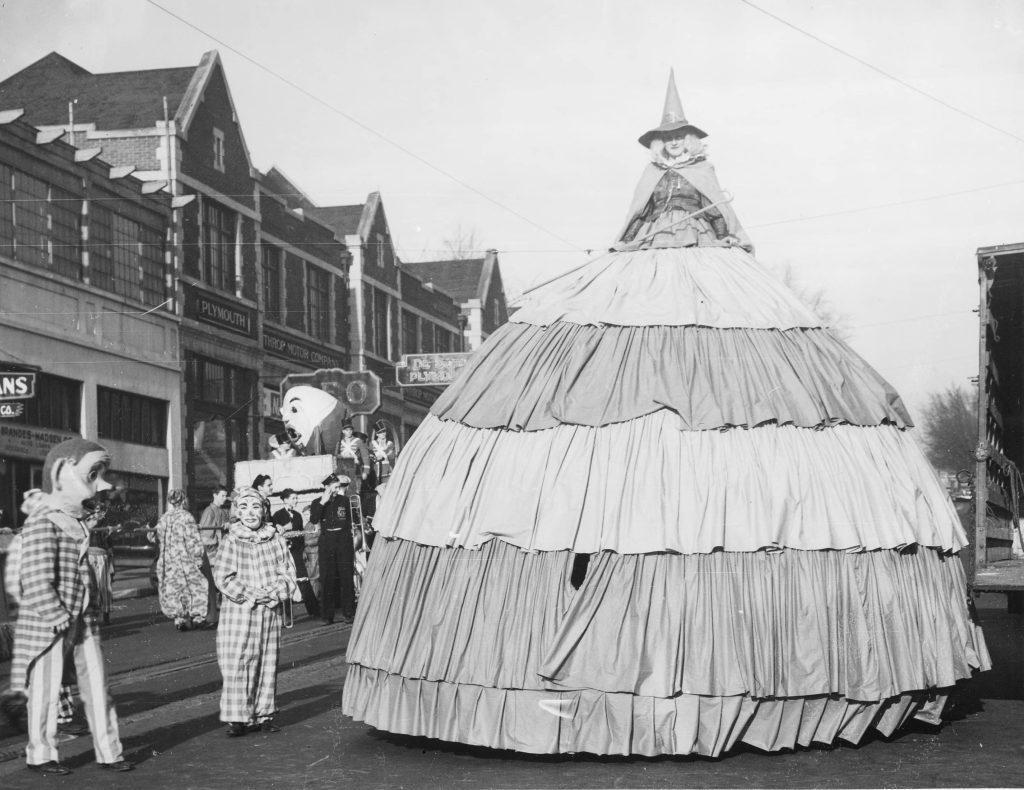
left=0, top=559, right=1020, bottom=790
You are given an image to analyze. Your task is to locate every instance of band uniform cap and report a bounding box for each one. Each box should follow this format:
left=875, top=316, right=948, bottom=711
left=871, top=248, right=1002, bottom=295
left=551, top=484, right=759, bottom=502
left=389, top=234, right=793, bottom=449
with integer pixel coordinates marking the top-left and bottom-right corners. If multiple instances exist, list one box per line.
left=638, top=69, right=707, bottom=147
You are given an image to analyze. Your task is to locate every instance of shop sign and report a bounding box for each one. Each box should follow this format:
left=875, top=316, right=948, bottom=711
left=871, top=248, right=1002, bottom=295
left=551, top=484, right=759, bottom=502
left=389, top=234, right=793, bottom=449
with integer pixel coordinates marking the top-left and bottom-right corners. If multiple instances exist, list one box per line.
left=396, top=353, right=472, bottom=386
left=263, top=329, right=344, bottom=369
left=0, top=403, right=25, bottom=418
left=0, top=423, right=78, bottom=460
left=0, top=371, right=35, bottom=400
left=183, top=283, right=255, bottom=337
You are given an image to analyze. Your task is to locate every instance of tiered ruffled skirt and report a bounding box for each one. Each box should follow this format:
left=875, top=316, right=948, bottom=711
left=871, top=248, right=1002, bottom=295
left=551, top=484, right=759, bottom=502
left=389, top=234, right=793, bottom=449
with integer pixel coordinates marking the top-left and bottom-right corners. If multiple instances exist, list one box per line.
left=342, top=246, right=989, bottom=756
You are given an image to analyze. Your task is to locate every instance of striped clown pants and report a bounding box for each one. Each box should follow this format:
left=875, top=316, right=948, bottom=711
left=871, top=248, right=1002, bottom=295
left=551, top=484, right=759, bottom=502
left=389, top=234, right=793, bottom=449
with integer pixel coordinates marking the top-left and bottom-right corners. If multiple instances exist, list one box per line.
left=25, top=616, right=123, bottom=767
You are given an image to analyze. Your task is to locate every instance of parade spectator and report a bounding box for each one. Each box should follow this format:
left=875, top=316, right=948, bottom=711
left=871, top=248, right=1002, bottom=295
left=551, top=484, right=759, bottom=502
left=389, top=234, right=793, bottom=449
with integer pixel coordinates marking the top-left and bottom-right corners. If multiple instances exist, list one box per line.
left=85, top=500, right=116, bottom=626
left=334, top=420, right=369, bottom=495
left=153, top=489, right=210, bottom=632
left=252, top=474, right=274, bottom=522
left=11, top=438, right=133, bottom=774
left=214, top=487, right=295, bottom=736
left=199, top=486, right=230, bottom=624
left=309, top=474, right=356, bottom=625
left=271, top=489, right=320, bottom=618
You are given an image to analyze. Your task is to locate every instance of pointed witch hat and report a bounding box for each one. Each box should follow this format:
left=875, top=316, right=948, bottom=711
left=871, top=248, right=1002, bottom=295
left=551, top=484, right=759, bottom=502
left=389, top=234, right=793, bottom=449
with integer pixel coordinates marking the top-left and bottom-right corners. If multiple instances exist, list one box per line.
left=637, top=69, right=707, bottom=147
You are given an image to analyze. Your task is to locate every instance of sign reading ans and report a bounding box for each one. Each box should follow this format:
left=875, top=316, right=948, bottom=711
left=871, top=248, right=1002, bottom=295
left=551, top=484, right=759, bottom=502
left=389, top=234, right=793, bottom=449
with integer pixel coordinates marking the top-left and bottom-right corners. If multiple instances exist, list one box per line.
left=183, top=282, right=255, bottom=338
left=396, top=353, right=473, bottom=387
left=0, top=371, right=36, bottom=400
left=263, top=329, right=344, bottom=369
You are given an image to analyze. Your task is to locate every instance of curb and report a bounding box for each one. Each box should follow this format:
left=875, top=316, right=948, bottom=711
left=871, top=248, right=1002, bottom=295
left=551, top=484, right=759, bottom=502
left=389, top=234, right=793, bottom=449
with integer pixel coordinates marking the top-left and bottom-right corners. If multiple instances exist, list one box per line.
left=112, top=585, right=156, bottom=602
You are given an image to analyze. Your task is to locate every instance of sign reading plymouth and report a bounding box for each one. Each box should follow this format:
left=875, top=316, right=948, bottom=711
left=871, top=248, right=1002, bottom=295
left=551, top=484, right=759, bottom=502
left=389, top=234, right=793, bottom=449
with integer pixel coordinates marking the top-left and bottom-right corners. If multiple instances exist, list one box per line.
left=396, top=353, right=472, bottom=387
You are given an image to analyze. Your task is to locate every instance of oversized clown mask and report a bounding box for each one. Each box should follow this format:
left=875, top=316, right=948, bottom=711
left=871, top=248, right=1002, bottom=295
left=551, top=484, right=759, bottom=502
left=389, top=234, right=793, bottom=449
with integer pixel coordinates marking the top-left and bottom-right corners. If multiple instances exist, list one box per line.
left=279, top=385, right=347, bottom=454
left=43, top=438, right=113, bottom=516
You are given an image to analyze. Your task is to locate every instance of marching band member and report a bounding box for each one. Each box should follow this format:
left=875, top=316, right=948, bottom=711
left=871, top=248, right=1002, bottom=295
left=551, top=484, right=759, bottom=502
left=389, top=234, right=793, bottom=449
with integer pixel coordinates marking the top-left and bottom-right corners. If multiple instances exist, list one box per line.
left=334, top=420, right=369, bottom=495
left=271, top=489, right=320, bottom=618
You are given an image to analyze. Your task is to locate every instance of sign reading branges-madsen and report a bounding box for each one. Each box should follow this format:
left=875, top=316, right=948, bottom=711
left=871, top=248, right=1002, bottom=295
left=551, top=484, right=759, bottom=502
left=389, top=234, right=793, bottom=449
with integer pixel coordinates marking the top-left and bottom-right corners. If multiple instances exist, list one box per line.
left=0, top=372, right=35, bottom=400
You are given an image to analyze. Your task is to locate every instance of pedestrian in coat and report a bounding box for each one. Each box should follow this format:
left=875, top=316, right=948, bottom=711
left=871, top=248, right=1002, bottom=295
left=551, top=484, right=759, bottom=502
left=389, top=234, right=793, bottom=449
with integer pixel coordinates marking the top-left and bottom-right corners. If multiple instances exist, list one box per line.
left=271, top=490, right=320, bottom=618
left=198, top=485, right=230, bottom=624
left=214, top=487, right=295, bottom=736
left=153, top=489, right=210, bottom=631
left=309, top=474, right=356, bottom=625
left=11, top=438, right=133, bottom=774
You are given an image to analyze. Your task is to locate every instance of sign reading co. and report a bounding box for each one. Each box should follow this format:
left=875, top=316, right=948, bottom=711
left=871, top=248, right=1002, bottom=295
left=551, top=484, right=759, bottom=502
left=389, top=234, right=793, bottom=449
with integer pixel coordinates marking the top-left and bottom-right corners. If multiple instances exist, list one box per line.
left=0, top=402, right=25, bottom=418
left=0, top=372, right=36, bottom=401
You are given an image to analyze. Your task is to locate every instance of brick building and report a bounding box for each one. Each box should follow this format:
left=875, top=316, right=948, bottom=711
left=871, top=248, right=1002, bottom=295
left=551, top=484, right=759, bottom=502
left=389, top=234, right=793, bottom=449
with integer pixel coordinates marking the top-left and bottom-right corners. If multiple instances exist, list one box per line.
left=310, top=194, right=462, bottom=442
left=0, top=51, right=352, bottom=504
left=0, top=109, right=179, bottom=528
left=402, top=249, right=508, bottom=350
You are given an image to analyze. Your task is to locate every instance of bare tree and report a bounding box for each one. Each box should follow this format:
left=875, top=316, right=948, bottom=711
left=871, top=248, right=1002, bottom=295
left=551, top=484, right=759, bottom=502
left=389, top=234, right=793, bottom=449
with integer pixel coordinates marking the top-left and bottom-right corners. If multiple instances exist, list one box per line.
left=441, top=224, right=484, bottom=260
left=769, top=261, right=852, bottom=340
left=920, top=384, right=977, bottom=473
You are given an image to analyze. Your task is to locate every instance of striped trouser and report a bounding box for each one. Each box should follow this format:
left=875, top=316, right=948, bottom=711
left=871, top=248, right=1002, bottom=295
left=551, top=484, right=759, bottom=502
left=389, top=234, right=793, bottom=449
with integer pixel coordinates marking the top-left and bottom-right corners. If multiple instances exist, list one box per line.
left=25, top=617, right=123, bottom=766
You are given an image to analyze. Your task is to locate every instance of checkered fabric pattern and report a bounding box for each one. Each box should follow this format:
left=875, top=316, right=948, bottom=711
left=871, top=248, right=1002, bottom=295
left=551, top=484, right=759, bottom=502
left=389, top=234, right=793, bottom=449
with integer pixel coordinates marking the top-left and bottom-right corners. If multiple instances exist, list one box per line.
left=213, top=526, right=294, bottom=724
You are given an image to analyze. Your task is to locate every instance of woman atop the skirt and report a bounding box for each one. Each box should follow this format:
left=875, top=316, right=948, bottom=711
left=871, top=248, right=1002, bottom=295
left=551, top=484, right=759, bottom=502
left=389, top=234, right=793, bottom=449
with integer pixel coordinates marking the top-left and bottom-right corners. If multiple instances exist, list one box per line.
left=213, top=487, right=296, bottom=737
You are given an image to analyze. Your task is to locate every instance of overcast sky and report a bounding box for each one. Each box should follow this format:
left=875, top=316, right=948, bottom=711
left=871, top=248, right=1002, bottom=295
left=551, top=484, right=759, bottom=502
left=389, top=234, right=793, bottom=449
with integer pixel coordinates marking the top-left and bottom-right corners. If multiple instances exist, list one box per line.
left=2, top=0, right=1023, bottom=420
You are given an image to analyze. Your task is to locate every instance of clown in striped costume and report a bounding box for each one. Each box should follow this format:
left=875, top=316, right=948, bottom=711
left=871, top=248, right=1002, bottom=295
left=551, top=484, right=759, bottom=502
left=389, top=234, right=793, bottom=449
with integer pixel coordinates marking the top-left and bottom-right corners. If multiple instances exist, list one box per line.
left=213, top=487, right=296, bottom=736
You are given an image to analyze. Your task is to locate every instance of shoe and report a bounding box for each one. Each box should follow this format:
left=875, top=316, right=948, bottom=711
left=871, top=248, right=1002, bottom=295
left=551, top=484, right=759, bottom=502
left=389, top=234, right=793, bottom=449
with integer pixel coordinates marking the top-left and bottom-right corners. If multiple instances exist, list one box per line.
left=227, top=722, right=247, bottom=737
left=175, top=621, right=190, bottom=632
left=98, top=760, right=134, bottom=772
left=259, top=720, right=281, bottom=733
left=26, top=761, right=72, bottom=775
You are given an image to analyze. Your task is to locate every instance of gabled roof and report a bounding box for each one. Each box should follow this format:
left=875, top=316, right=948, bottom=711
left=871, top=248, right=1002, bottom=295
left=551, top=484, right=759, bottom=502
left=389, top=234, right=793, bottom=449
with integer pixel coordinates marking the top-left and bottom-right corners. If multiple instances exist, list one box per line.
left=0, top=52, right=195, bottom=129
left=403, top=258, right=487, bottom=302
left=259, top=166, right=317, bottom=211
left=310, top=204, right=368, bottom=237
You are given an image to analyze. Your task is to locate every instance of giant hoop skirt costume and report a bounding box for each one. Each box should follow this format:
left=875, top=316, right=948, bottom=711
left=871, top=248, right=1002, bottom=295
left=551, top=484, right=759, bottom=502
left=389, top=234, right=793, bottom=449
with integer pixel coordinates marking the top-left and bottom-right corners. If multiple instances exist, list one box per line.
left=342, top=78, right=989, bottom=757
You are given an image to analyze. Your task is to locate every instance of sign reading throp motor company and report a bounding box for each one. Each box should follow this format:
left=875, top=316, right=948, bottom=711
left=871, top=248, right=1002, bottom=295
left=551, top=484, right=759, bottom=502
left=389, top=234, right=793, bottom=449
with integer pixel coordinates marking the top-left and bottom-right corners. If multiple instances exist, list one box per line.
left=263, top=329, right=344, bottom=369
left=183, top=283, right=255, bottom=337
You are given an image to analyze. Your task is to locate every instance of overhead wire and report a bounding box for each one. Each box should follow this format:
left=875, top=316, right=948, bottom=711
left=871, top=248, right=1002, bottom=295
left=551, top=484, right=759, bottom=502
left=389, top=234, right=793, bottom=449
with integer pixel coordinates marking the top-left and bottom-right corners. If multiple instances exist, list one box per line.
left=737, top=0, right=1024, bottom=147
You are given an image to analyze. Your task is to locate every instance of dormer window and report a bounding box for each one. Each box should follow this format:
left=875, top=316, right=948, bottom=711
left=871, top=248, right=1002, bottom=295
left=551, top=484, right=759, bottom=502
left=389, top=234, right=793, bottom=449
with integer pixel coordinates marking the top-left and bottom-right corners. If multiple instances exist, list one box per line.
left=213, top=127, right=225, bottom=172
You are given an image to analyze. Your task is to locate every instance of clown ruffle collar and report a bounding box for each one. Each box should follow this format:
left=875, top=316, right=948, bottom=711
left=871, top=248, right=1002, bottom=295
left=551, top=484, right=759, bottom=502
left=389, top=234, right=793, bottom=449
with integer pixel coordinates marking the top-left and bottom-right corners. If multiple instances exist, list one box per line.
left=227, top=520, right=278, bottom=543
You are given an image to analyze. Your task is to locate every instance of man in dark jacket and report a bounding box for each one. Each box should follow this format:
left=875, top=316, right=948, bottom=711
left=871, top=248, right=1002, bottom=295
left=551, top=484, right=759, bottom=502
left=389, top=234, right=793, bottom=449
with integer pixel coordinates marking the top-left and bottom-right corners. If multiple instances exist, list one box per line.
left=271, top=489, right=319, bottom=618
left=308, top=475, right=356, bottom=625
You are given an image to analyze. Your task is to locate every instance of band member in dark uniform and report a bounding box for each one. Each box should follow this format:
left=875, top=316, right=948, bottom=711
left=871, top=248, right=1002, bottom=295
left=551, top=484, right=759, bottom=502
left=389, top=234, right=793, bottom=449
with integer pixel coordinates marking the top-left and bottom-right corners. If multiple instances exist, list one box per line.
left=308, top=474, right=356, bottom=625
left=271, top=489, right=319, bottom=619
left=334, top=420, right=370, bottom=495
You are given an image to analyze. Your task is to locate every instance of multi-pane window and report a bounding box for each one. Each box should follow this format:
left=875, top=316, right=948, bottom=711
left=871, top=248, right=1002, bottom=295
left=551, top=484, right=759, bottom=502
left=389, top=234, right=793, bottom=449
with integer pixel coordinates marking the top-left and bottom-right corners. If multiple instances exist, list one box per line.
left=202, top=199, right=234, bottom=292
left=373, top=289, right=388, bottom=357
left=420, top=319, right=435, bottom=354
left=362, top=283, right=374, bottom=352
left=89, top=205, right=165, bottom=306
left=98, top=387, right=168, bottom=447
left=16, top=372, right=81, bottom=432
left=212, top=128, right=225, bottom=172
left=0, top=167, right=81, bottom=277
left=307, top=264, right=329, bottom=341
left=401, top=311, right=417, bottom=356
left=187, top=355, right=252, bottom=408
left=262, top=244, right=282, bottom=323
